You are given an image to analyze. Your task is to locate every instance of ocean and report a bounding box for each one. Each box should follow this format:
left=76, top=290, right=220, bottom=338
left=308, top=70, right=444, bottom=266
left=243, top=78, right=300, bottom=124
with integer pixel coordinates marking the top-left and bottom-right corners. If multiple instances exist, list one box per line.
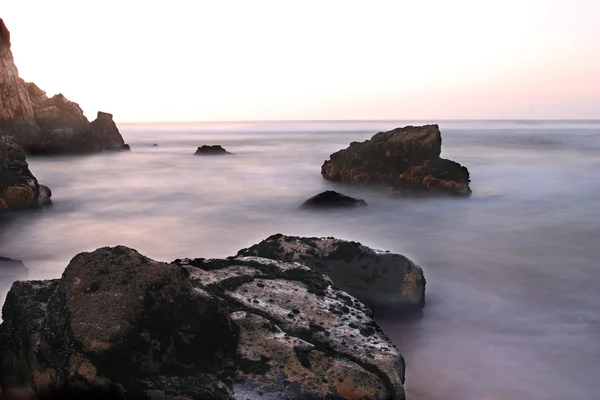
left=1, top=120, right=599, bottom=399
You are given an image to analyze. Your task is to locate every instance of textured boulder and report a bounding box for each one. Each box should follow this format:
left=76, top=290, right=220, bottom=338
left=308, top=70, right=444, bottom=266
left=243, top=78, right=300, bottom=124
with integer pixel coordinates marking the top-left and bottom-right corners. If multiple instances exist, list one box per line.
left=0, top=19, right=128, bottom=155
left=0, top=134, right=51, bottom=211
left=237, top=234, right=425, bottom=312
left=300, top=190, right=367, bottom=209
left=321, top=124, right=471, bottom=195
left=195, top=145, right=232, bottom=155
left=0, top=246, right=406, bottom=399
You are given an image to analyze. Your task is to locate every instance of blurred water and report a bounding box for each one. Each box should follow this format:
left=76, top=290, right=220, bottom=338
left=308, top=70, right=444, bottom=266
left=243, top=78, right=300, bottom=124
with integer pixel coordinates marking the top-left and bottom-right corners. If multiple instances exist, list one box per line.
left=1, top=120, right=599, bottom=400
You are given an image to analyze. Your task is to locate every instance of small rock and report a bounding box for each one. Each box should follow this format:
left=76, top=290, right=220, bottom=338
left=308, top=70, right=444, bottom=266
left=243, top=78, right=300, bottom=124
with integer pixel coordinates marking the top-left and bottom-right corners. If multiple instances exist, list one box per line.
left=194, top=145, right=232, bottom=156
left=300, top=190, right=367, bottom=209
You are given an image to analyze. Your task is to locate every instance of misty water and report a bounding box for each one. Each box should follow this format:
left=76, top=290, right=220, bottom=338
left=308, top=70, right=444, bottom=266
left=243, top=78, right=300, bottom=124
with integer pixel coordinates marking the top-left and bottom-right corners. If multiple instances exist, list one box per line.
left=1, top=120, right=599, bottom=400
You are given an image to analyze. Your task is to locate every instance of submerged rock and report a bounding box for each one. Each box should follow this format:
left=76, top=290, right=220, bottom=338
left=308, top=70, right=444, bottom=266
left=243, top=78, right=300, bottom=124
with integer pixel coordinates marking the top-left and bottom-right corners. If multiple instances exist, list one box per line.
left=321, top=124, right=471, bottom=195
left=237, top=234, right=425, bottom=312
left=195, top=145, right=232, bottom=155
left=0, top=246, right=406, bottom=399
left=0, top=134, right=51, bottom=211
left=300, top=190, right=367, bottom=209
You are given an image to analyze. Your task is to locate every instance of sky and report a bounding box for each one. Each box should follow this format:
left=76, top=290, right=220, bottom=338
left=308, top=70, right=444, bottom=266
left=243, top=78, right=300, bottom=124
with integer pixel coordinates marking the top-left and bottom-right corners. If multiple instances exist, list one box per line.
left=2, top=0, right=600, bottom=122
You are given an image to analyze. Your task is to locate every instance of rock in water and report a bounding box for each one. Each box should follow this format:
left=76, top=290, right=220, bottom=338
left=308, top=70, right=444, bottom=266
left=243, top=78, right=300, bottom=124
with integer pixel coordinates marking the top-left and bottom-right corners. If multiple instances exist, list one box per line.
left=237, top=234, right=425, bottom=312
left=0, top=246, right=406, bottom=399
left=194, top=145, right=232, bottom=155
left=0, top=134, right=51, bottom=211
left=300, top=190, right=367, bottom=209
left=90, top=112, right=130, bottom=151
left=0, top=257, right=27, bottom=279
left=321, top=124, right=471, bottom=195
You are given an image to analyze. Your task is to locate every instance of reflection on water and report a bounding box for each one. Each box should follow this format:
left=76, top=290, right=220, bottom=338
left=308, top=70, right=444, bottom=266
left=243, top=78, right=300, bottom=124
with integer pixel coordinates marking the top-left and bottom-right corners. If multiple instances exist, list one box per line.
left=1, top=120, right=599, bottom=399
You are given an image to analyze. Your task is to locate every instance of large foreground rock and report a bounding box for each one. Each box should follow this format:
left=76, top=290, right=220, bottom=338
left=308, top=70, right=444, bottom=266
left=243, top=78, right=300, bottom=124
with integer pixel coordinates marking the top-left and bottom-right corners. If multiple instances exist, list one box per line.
left=237, top=234, right=425, bottom=312
left=0, top=134, right=51, bottom=211
left=0, top=246, right=406, bottom=399
left=321, top=124, right=471, bottom=195
left=0, top=19, right=129, bottom=155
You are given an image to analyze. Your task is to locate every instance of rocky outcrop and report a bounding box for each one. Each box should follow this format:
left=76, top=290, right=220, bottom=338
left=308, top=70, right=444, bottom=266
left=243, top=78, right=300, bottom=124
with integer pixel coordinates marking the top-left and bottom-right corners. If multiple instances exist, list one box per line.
left=321, top=124, right=471, bottom=195
left=0, top=246, right=406, bottom=399
left=0, top=19, right=39, bottom=147
left=301, top=190, right=367, bottom=209
left=195, top=145, right=232, bottom=155
left=90, top=112, right=129, bottom=151
left=0, top=19, right=129, bottom=155
left=237, top=234, right=425, bottom=312
left=0, top=134, right=51, bottom=211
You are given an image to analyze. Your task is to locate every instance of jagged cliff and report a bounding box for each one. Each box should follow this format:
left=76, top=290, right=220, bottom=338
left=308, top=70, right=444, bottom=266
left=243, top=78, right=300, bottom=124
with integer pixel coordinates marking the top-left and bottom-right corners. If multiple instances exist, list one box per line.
left=0, top=19, right=39, bottom=147
left=0, top=18, right=128, bottom=155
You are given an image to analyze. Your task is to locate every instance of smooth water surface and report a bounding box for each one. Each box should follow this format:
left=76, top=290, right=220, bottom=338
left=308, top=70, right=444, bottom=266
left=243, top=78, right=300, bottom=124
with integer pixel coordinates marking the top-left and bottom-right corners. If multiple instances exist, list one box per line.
left=1, top=120, right=599, bottom=399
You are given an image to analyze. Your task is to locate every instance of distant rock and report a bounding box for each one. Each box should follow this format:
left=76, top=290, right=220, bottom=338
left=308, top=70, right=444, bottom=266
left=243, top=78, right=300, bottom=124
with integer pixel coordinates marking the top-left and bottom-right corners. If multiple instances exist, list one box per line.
left=301, top=190, right=367, bottom=209
left=90, top=112, right=130, bottom=151
left=0, top=256, right=27, bottom=279
left=322, top=124, right=471, bottom=195
left=236, top=234, right=425, bottom=312
left=194, top=145, right=232, bottom=155
left=152, top=143, right=158, bottom=147
left=0, top=134, right=51, bottom=211
left=0, top=246, right=406, bottom=399
left=0, top=19, right=129, bottom=155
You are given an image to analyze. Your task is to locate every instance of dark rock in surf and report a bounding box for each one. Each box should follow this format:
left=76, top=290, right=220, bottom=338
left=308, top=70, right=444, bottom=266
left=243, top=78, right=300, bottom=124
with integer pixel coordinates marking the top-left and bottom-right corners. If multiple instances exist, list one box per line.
left=0, top=134, right=51, bottom=211
left=300, top=190, right=367, bottom=209
left=152, top=143, right=158, bottom=147
left=194, top=145, right=232, bottom=155
left=90, top=112, right=130, bottom=151
left=236, top=234, right=425, bottom=312
left=321, top=124, right=471, bottom=195
left=0, top=246, right=406, bottom=399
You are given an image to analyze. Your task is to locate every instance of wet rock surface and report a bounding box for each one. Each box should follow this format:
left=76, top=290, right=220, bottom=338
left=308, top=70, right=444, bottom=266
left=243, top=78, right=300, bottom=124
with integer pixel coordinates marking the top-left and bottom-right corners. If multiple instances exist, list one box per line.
left=300, top=190, right=367, bottom=209
left=0, top=134, right=51, bottom=211
left=194, top=145, right=232, bottom=155
left=237, top=234, right=425, bottom=312
left=321, top=124, right=471, bottom=195
left=0, top=246, right=406, bottom=399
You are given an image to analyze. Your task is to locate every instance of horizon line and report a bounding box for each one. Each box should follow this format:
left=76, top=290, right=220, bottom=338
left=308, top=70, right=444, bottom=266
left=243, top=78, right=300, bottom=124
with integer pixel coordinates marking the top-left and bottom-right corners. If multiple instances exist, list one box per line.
left=117, top=118, right=600, bottom=125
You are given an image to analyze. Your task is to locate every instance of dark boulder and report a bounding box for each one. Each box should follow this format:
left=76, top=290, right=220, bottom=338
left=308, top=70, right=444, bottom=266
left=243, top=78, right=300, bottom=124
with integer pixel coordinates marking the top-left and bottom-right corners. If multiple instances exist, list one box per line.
left=194, top=145, right=232, bottom=155
left=0, top=246, right=406, bottom=399
left=300, top=190, right=367, bottom=209
left=321, top=124, right=471, bottom=195
left=237, top=234, right=425, bottom=312
left=151, top=143, right=158, bottom=147
left=90, top=112, right=130, bottom=151
left=0, top=134, right=51, bottom=211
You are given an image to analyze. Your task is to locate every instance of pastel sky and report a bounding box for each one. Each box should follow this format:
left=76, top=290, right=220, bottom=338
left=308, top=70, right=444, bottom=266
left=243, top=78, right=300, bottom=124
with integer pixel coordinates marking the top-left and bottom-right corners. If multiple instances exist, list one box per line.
left=3, top=0, right=600, bottom=122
